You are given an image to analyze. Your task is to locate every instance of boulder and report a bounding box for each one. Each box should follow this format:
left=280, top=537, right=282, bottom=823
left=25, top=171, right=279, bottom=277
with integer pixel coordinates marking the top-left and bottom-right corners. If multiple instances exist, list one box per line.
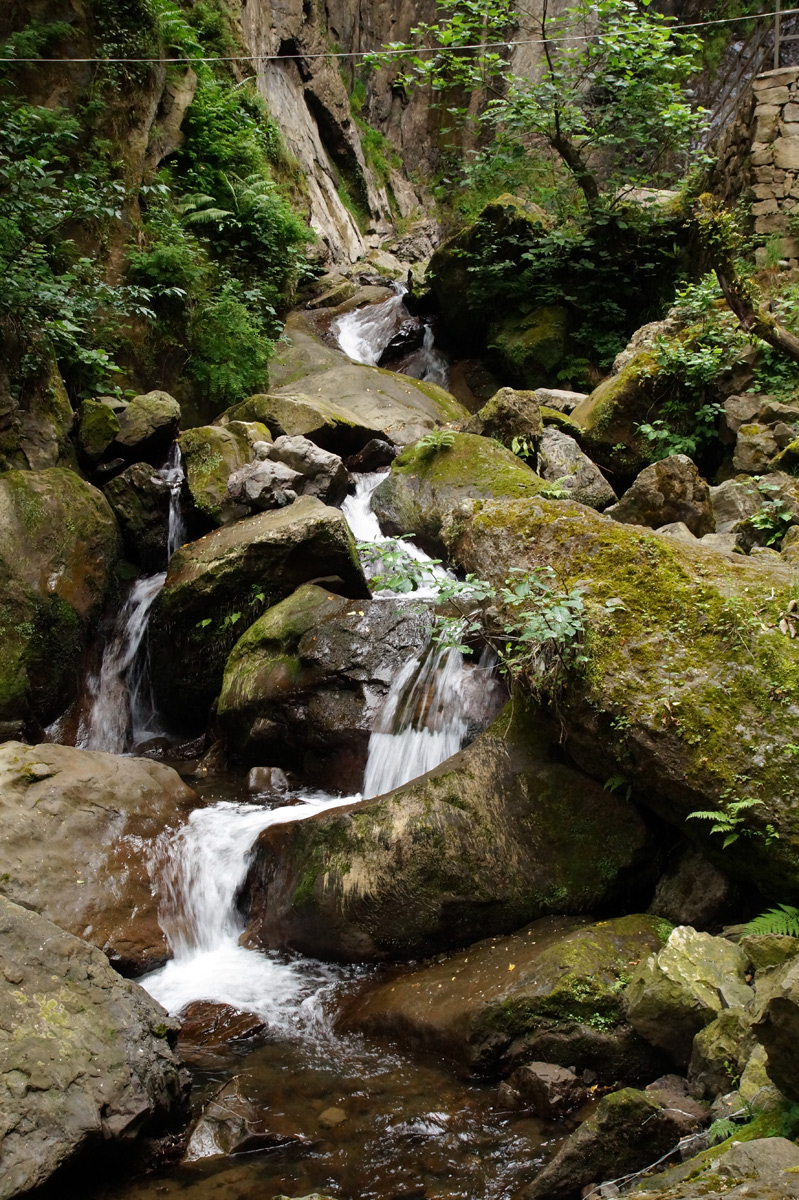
left=371, top=432, right=546, bottom=556
left=464, top=386, right=543, bottom=450
left=534, top=387, right=587, bottom=415
left=240, top=701, right=655, bottom=963
left=570, top=358, right=659, bottom=479
left=183, top=1076, right=303, bottom=1161
left=488, top=305, right=570, bottom=385
left=538, top=427, right=617, bottom=510
left=0, top=468, right=121, bottom=730
left=688, top=1008, right=756, bottom=1100
left=709, top=477, right=762, bottom=545
left=338, top=914, right=669, bottom=1078
left=114, top=390, right=181, bottom=462
left=733, top=423, right=780, bottom=473
left=502, top=1063, right=587, bottom=1119
left=227, top=435, right=350, bottom=513
left=606, top=455, right=714, bottom=536
left=753, top=957, right=799, bottom=1101
left=181, top=421, right=271, bottom=526
left=446, top=496, right=799, bottom=901
left=226, top=455, right=302, bottom=512
left=0, top=741, right=199, bottom=973
left=104, top=461, right=175, bottom=572
left=0, top=360, right=74, bottom=473
left=523, top=1085, right=704, bottom=1200
left=149, top=497, right=369, bottom=721
left=344, top=438, right=397, bottom=472
left=77, top=397, right=120, bottom=466
left=0, top=895, right=188, bottom=1200
left=217, top=584, right=432, bottom=790
left=624, top=927, right=753, bottom=1068
left=625, top=1137, right=799, bottom=1199
left=648, top=847, right=739, bottom=930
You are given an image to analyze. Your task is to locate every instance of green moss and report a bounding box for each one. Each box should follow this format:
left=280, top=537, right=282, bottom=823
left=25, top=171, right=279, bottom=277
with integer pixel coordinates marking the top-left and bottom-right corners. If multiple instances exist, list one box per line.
left=77, top=400, right=119, bottom=462
left=488, top=305, right=570, bottom=382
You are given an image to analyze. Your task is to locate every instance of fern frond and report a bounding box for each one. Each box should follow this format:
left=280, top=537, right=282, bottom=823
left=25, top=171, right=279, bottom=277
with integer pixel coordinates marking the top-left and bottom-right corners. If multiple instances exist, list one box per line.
left=686, top=809, right=722, bottom=822
left=744, top=904, right=799, bottom=938
left=707, top=1117, right=739, bottom=1146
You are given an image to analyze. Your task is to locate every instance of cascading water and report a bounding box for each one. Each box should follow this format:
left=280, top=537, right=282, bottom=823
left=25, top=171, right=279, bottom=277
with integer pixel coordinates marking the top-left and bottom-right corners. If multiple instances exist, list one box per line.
left=77, top=443, right=185, bottom=753
left=332, top=282, right=450, bottom=387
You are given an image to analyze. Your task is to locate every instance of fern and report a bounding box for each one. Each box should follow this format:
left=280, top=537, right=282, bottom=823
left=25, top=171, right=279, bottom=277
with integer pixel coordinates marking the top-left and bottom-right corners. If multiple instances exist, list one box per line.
left=744, top=904, right=799, bottom=938
left=706, top=1117, right=739, bottom=1146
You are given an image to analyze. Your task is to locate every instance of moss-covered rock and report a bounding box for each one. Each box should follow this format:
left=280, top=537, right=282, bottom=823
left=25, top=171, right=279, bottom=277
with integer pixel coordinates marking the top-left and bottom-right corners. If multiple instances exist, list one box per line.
left=104, top=461, right=175, bottom=572
left=114, top=389, right=180, bottom=462
left=371, top=432, right=547, bottom=556
left=341, top=914, right=670, bottom=1078
left=181, top=421, right=270, bottom=526
left=217, top=584, right=431, bottom=790
left=0, top=468, right=121, bottom=728
left=148, top=497, right=369, bottom=724
left=487, top=305, right=570, bottom=386
left=0, top=360, right=75, bottom=473
left=240, top=699, right=656, bottom=962
left=688, top=1008, right=757, bottom=1101
left=447, top=496, right=799, bottom=901
left=607, top=454, right=714, bottom=536
left=77, top=398, right=120, bottom=465
left=626, top=1136, right=799, bottom=1198
left=570, top=356, right=658, bottom=479
left=464, top=386, right=543, bottom=450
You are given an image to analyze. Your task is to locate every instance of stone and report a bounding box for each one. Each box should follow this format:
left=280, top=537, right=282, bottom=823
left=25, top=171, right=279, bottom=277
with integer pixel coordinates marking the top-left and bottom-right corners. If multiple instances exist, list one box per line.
left=226, top=456, right=303, bottom=511
left=522, top=1086, right=705, bottom=1200
left=344, top=438, right=397, bottom=472
left=655, top=521, right=697, bottom=543
left=217, top=584, right=433, bottom=790
left=688, top=1008, right=756, bottom=1100
left=183, top=1076, right=304, bottom=1161
left=464, top=386, right=543, bottom=450
left=733, top=423, right=780, bottom=473
left=247, top=766, right=290, bottom=794
left=774, top=137, right=799, bottom=171
left=104, top=461, right=175, bottom=572
left=0, top=895, right=188, bottom=1199
left=648, top=847, right=739, bottom=931
left=240, top=701, right=655, bottom=963
left=624, top=927, right=753, bottom=1068
left=627, top=1137, right=799, bottom=1199
left=606, top=455, right=714, bottom=537
left=177, top=1002, right=265, bottom=1053
left=318, top=1106, right=347, bottom=1128
left=534, top=387, right=587, bottom=414
left=753, top=957, right=799, bottom=1101
left=506, top=1063, right=587, bottom=1119
left=149, top=497, right=369, bottom=721
left=488, top=305, right=570, bottom=385
left=371, top=432, right=546, bottom=556
left=114, top=390, right=180, bottom=461
left=262, top=434, right=350, bottom=505
left=709, top=477, right=762, bottom=539
left=720, top=394, right=764, bottom=442
left=538, top=428, right=616, bottom=510
left=181, top=421, right=271, bottom=526
left=377, top=316, right=426, bottom=365
left=0, top=468, right=121, bottom=730
left=77, top=398, right=120, bottom=465
left=571, top=358, right=662, bottom=480
left=0, top=360, right=74, bottom=474
left=0, top=741, right=199, bottom=973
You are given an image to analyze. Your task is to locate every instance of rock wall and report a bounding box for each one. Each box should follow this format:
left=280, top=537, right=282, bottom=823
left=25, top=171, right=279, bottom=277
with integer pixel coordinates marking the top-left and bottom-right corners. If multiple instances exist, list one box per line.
left=716, top=66, right=799, bottom=265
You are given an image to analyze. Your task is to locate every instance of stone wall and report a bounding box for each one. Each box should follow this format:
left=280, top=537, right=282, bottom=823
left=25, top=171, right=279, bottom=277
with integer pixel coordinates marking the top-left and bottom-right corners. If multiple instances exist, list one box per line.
left=716, top=66, right=799, bottom=264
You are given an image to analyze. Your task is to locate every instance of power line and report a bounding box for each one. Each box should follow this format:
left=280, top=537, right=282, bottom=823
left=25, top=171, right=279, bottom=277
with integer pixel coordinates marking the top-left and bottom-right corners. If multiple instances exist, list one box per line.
left=2, top=7, right=799, bottom=66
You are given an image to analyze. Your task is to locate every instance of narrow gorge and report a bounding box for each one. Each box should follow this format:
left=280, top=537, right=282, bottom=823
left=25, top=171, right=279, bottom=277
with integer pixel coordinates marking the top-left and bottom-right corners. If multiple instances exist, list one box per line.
left=5, top=2, right=799, bottom=1199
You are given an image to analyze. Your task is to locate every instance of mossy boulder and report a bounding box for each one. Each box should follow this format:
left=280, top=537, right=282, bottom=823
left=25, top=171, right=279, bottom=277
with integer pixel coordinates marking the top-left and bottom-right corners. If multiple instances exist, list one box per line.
left=689, top=1008, right=756, bottom=1100
left=114, top=389, right=180, bottom=462
left=341, top=914, right=670, bottom=1078
left=77, top=398, right=120, bottom=466
left=0, top=468, right=121, bottom=729
left=626, top=1136, right=799, bottom=1199
left=624, top=927, right=753, bottom=1069
left=447, top=496, right=799, bottom=902
left=239, top=699, right=655, bottom=963
left=464, top=386, right=543, bottom=450
left=371, top=432, right=547, bottom=556
left=607, top=454, right=714, bottom=536
left=753, top=957, right=799, bottom=1102
left=181, top=421, right=271, bottom=527
left=217, top=584, right=431, bottom=790
left=0, top=360, right=75, bottom=472
left=148, top=497, right=369, bottom=724
left=104, top=461, right=175, bottom=572
left=487, top=305, right=570, bottom=386
left=570, top=356, right=659, bottom=479
left=0, top=894, right=188, bottom=1200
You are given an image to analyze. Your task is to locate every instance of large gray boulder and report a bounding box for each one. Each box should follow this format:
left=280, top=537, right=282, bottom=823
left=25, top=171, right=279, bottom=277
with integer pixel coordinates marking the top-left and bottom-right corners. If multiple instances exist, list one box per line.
left=464, top=386, right=543, bottom=449
left=753, top=957, right=799, bottom=1102
left=538, top=427, right=617, bottom=510
left=0, top=895, right=188, bottom=1200
left=339, top=914, right=670, bottom=1078
left=227, top=435, right=350, bottom=513
left=149, top=497, right=369, bottom=720
left=240, top=701, right=655, bottom=962
left=626, top=1137, right=799, bottom=1199
left=180, top=421, right=271, bottom=527
left=624, top=926, right=753, bottom=1068
left=0, top=741, right=199, bottom=974
left=606, top=454, right=714, bottom=536
left=217, top=584, right=432, bottom=790
left=114, top=390, right=181, bottom=462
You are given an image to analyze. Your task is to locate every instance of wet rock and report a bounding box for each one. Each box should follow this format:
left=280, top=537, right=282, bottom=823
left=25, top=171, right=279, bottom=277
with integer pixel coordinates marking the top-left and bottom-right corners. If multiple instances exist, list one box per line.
left=446, top=495, right=799, bottom=903
left=648, top=847, right=739, bottom=931
left=247, top=766, right=290, bottom=794
left=218, top=583, right=432, bottom=789
left=606, top=455, right=714, bottom=537
left=181, top=421, right=272, bottom=527
left=177, top=1002, right=266, bottom=1052
left=503, top=1063, right=587, bottom=1119
left=338, top=914, right=668, bottom=1079
left=104, top=461, right=175, bottom=572
left=0, top=467, right=121, bottom=730
left=538, top=427, right=617, bottom=510
left=464, top=386, right=543, bottom=450
left=625, top=1137, right=799, bottom=1199
left=149, top=497, right=369, bottom=722
left=523, top=1085, right=704, bottom=1200
left=318, top=1106, right=347, bottom=1128
left=114, top=390, right=181, bottom=462
left=372, top=432, right=546, bottom=557
left=753, top=957, right=799, bottom=1101
left=378, top=316, right=426, bottom=365
left=0, top=894, right=188, bottom=1199
left=0, top=741, right=199, bottom=973
left=241, top=701, right=655, bottom=962
left=344, top=438, right=397, bottom=472
left=183, top=1076, right=304, bottom=1161
left=624, top=927, right=753, bottom=1069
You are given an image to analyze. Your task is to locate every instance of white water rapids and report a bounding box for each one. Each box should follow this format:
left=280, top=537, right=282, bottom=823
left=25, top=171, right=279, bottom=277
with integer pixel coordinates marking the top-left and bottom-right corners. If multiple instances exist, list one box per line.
left=332, top=282, right=450, bottom=388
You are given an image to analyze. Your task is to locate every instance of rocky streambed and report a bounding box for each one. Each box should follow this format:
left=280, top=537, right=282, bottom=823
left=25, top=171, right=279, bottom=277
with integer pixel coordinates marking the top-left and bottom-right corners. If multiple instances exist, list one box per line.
left=5, top=280, right=799, bottom=1200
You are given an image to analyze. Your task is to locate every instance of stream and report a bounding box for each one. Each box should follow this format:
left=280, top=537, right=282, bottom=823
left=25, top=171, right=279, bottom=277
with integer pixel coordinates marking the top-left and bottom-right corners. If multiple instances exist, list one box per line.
left=69, top=292, right=567, bottom=1199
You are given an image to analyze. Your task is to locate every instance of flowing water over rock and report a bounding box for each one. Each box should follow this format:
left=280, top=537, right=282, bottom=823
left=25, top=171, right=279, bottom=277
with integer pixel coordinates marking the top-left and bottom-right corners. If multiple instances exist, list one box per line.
left=333, top=284, right=450, bottom=388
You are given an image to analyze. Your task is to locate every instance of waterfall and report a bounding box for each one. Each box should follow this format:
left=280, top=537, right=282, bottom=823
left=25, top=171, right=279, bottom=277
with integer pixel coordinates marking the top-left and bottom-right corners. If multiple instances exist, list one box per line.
left=77, top=444, right=185, bottom=754
left=332, top=285, right=450, bottom=388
